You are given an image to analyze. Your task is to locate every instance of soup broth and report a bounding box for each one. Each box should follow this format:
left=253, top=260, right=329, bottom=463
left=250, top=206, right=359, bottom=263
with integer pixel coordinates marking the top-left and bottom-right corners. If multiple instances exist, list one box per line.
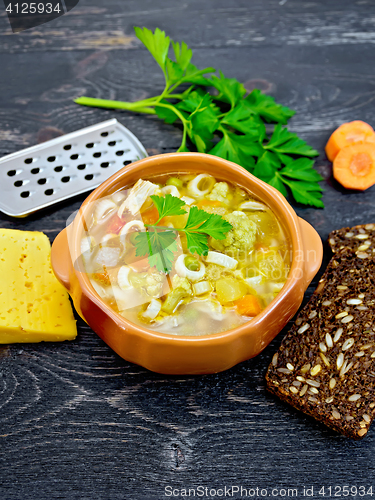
left=80, top=173, right=291, bottom=336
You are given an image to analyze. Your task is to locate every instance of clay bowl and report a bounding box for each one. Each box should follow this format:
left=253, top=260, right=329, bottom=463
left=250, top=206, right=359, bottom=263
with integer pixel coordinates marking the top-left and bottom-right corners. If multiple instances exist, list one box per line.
left=51, top=152, right=322, bottom=374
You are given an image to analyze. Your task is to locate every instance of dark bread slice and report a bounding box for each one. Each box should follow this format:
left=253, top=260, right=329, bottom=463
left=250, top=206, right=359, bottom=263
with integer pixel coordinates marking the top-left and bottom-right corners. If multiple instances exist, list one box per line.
left=266, top=249, right=375, bottom=439
left=329, top=223, right=375, bottom=255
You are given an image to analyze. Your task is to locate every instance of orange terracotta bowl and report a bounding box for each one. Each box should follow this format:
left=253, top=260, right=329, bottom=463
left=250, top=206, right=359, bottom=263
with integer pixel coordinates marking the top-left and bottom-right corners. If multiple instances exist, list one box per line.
left=51, top=153, right=323, bottom=375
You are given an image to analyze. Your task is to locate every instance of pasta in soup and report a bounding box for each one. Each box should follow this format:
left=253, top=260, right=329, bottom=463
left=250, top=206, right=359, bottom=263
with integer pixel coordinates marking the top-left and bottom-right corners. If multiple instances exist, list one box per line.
left=80, top=173, right=291, bottom=336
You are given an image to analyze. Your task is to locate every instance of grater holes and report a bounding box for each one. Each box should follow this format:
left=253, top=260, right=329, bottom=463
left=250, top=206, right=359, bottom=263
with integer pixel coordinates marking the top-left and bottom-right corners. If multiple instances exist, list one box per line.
left=93, top=152, right=102, bottom=158
left=77, top=164, right=86, bottom=170
left=85, top=174, right=94, bottom=181
left=44, top=189, right=54, bottom=196
left=38, top=178, right=47, bottom=185
left=31, top=168, right=40, bottom=174
left=20, top=191, right=30, bottom=198
left=47, top=156, right=56, bottom=162
left=116, top=150, right=124, bottom=156
left=61, top=176, right=70, bottom=183
left=123, top=160, right=132, bottom=166
left=0, top=122, right=146, bottom=216
left=14, top=180, right=23, bottom=187
left=24, top=158, right=33, bottom=164
left=86, top=143, right=94, bottom=149
left=7, top=170, right=16, bottom=177
left=70, top=154, right=80, bottom=160
left=101, top=132, right=109, bottom=137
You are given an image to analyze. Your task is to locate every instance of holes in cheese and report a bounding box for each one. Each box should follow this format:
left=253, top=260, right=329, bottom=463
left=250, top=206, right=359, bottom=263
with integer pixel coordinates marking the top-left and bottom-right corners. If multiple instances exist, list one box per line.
left=0, top=229, right=77, bottom=343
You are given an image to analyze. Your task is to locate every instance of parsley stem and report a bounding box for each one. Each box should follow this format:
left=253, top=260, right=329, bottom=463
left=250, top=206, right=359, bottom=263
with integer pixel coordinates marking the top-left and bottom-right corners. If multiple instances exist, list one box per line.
left=144, top=224, right=201, bottom=235
left=158, top=82, right=171, bottom=103
left=179, top=124, right=188, bottom=151
left=154, top=102, right=188, bottom=125
left=145, top=224, right=179, bottom=231
left=75, top=94, right=189, bottom=151
left=217, top=124, right=227, bottom=135
left=74, top=97, right=157, bottom=114
left=166, top=93, right=185, bottom=99
left=168, top=80, right=185, bottom=93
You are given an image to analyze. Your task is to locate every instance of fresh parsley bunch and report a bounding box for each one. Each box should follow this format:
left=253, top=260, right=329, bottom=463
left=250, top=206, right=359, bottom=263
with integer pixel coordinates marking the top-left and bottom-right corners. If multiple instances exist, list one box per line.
left=75, top=27, right=323, bottom=208
left=135, top=194, right=232, bottom=273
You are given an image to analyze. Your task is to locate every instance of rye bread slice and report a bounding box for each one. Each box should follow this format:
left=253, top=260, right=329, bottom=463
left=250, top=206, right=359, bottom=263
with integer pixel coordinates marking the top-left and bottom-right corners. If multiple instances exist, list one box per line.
left=329, top=223, right=375, bottom=255
left=266, top=249, right=375, bottom=439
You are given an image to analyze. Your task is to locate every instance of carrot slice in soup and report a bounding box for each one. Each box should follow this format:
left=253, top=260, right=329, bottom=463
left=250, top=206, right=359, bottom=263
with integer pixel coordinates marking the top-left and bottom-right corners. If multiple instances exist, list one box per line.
left=92, top=271, right=111, bottom=286
left=333, top=143, right=375, bottom=191
left=234, top=294, right=262, bottom=316
left=196, top=199, right=222, bottom=209
left=326, top=121, right=375, bottom=161
left=141, top=205, right=159, bottom=225
left=107, top=215, right=126, bottom=234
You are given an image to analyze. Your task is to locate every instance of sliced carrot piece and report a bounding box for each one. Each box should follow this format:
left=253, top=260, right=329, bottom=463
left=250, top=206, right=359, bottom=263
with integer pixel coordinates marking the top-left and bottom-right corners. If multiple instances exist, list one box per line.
left=196, top=199, right=221, bottom=209
left=333, top=143, right=375, bottom=191
left=234, top=294, right=262, bottom=316
left=326, top=121, right=375, bottom=161
left=107, top=214, right=126, bottom=234
left=141, top=204, right=159, bottom=225
left=92, top=271, right=111, bottom=286
left=254, top=242, right=269, bottom=252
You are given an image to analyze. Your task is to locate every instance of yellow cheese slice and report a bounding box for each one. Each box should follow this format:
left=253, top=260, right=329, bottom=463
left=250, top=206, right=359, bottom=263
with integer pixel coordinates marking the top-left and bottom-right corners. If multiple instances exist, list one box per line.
left=0, top=228, right=77, bottom=343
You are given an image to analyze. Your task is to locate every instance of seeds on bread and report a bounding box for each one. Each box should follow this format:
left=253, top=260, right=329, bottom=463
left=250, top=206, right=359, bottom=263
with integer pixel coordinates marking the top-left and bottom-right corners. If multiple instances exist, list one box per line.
left=329, top=223, right=375, bottom=256
left=266, top=249, right=375, bottom=439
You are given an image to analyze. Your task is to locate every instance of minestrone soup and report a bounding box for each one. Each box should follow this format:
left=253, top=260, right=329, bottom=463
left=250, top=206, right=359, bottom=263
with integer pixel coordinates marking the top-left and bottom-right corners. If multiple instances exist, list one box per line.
left=80, top=173, right=291, bottom=335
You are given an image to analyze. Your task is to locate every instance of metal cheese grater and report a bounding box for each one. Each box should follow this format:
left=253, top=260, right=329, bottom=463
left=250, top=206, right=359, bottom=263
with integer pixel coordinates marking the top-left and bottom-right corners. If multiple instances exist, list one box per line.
left=0, top=119, right=148, bottom=217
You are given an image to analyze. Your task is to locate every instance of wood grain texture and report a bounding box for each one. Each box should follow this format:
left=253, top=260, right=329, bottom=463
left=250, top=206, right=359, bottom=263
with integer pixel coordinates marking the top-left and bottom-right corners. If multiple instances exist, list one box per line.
left=1, top=0, right=375, bottom=498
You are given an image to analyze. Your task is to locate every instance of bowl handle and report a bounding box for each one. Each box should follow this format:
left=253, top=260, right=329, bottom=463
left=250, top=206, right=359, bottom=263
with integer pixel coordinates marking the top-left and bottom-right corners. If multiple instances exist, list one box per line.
left=298, top=217, right=323, bottom=288
left=51, top=226, right=73, bottom=292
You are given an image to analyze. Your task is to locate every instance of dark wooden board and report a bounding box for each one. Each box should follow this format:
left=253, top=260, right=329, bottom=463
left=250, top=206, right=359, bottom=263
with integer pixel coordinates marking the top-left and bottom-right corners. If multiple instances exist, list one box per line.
left=1, top=0, right=375, bottom=498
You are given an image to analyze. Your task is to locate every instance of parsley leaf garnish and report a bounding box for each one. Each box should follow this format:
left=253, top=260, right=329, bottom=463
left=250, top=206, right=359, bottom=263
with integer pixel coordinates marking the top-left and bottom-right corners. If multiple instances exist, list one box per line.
left=133, top=195, right=232, bottom=273
left=75, top=26, right=323, bottom=208
left=150, top=193, right=186, bottom=220
left=134, top=229, right=178, bottom=274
